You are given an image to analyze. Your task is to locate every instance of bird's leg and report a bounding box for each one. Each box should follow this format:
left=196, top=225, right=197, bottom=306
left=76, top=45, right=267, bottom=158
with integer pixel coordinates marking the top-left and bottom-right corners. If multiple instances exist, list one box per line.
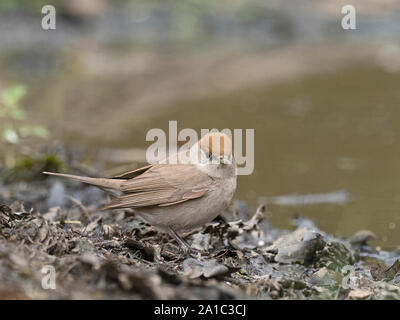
left=168, top=227, right=192, bottom=255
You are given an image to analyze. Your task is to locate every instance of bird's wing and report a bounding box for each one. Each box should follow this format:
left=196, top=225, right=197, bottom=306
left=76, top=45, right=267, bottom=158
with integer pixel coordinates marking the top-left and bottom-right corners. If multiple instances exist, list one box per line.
left=111, top=149, right=192, bottom=180
left=102, top=164, right=213, bottom=210
left=111, top=164, right=153, bottom=179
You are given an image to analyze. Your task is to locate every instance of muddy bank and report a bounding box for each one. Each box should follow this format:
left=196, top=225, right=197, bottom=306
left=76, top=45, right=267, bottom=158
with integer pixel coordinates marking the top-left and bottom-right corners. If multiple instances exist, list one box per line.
left=1, top=154, right=400, bottom=300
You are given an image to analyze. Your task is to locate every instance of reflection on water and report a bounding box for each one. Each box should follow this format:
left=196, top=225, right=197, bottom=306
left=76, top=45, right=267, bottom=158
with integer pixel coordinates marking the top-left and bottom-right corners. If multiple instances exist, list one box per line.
left=260, top=190, right=351, bottom=206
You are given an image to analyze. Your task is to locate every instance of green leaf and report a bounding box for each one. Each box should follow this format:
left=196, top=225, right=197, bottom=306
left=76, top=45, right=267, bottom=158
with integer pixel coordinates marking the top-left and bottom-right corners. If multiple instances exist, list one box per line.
left=2, top=128, right=19, bottom=144
left=2, top=85, right=27, bottom=109
left=19, top=125, right=49, bottom=139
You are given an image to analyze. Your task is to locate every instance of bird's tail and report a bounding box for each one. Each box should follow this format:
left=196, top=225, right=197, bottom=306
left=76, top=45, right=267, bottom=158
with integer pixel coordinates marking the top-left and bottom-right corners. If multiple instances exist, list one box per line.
left=43, top=172, right=124, bottom=190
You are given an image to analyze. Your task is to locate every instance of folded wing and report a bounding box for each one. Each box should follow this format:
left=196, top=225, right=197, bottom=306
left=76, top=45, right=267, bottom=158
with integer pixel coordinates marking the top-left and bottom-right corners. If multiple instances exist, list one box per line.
left=102, top=164, right=212, bottom=210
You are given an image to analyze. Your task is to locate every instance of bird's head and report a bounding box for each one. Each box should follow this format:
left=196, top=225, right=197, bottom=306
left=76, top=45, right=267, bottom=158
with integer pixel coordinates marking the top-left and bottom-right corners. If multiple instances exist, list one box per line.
left=198, top=132, right=233, bottom=165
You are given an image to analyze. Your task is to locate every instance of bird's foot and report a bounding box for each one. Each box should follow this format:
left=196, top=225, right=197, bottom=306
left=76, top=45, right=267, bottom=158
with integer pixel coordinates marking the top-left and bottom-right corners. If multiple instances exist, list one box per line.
left=168, top=227, right=205, bottom=258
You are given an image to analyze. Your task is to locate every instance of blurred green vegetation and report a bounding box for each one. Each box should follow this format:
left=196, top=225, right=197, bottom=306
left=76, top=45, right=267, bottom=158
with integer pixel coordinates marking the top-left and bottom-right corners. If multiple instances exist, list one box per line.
left=0, top=0, right=265, bottom=15
left=0, top=0, right=61, bottom=11
left=0, top=85, right=49, bottom=167
left=4, top=154, right=64, bottom=182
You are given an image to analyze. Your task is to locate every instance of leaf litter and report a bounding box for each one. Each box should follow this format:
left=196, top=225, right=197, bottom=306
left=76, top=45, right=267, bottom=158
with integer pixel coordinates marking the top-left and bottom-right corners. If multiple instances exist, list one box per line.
left=1, top=170, right=400, bottom=299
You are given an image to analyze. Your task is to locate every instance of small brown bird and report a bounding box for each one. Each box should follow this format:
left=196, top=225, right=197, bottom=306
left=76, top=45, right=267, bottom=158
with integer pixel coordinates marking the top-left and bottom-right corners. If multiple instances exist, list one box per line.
left=44, top=132, right=237, bottom=252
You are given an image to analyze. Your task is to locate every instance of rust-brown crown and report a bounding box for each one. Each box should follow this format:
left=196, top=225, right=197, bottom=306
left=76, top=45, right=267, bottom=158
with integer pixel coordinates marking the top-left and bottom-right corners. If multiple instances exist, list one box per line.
left=198, top=132, right=232, bottom=158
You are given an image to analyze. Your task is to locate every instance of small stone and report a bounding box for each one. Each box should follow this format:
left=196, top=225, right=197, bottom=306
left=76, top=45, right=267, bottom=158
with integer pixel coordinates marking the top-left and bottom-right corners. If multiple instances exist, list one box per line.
left=310, top=267, right=341, bottom=287
left=265, top=228, right=326, bottom=264
left=348, top=289, right=372, bottom=300
left=350, top=230, right=376, bottom=246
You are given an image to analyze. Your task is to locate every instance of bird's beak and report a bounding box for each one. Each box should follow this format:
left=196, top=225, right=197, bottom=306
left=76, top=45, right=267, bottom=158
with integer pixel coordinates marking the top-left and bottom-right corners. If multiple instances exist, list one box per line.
left=219, top=156, right=230, bottom=165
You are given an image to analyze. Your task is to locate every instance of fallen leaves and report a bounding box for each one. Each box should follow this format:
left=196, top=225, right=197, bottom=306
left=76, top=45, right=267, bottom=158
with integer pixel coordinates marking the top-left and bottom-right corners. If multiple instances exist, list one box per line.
left=370, top=259, right=400, bottom=281
left=183, top=258, right=229, bottom=279
left=1, top=188, right=400, bottom=300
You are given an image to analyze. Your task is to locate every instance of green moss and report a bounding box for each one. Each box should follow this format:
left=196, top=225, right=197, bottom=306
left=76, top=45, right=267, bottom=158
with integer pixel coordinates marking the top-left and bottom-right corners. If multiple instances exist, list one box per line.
left=0, top=0, right=62, bottom=12
left=4, top=154, right=66, bottom=182
left=314, top=242, right=355, bottom=271
left=280, top=279, right=308, bottom=290
left=235, top=269, right=252, bottom=281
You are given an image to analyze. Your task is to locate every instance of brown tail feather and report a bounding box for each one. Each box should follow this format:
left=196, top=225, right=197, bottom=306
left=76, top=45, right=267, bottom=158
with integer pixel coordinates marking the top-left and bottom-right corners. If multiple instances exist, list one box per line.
left=43, top=172, right=124, bottom=190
